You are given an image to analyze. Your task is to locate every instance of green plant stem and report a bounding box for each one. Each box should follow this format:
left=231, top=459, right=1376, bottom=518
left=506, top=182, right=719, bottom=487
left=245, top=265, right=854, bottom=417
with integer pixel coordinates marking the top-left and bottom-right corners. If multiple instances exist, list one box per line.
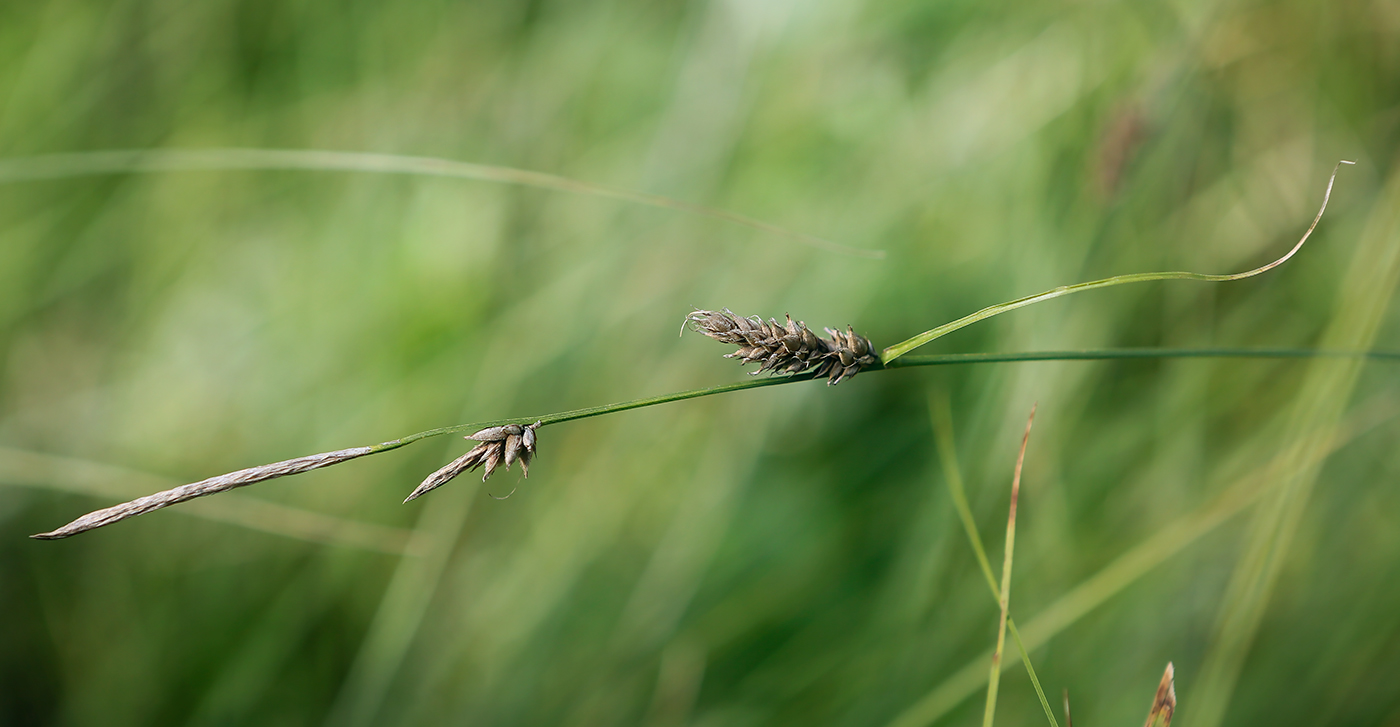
left=362, top=371, right=824, bottom=456
left=371, top=346, right=1400, bottom=455
left=884, top=347, right=1400, bottom=368
left=983, top=406, right=1035, bottom=727
left=1008, top=622, right=1058, bottom=727
left=881, top=161, right=1354, bottom=362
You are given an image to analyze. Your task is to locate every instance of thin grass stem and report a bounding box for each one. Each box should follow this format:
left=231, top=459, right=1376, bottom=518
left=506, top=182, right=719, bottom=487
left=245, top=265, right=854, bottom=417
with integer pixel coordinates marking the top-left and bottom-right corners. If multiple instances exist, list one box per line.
left=385, top=346, right=1400, bottom=451
left=930, top=393, right=1059, bottom=727
left=884, top=347, right=1400, bottom=368
left=1008, top=621, right=1060, bottom=727
left=983, top=405, right=1035, bottom=727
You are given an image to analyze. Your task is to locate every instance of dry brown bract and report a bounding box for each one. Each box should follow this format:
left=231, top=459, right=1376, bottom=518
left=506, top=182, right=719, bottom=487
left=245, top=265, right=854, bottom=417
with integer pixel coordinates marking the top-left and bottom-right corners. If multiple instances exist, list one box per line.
left=404, top=421, right=541, bottom=502
left=685, top=309, right=877, bottom=385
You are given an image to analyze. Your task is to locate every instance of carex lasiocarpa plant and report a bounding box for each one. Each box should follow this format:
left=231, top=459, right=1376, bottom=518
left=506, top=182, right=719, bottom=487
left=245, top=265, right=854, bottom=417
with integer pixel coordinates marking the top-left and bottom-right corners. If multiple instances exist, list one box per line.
left=29, top=160, right=1372, bottom=541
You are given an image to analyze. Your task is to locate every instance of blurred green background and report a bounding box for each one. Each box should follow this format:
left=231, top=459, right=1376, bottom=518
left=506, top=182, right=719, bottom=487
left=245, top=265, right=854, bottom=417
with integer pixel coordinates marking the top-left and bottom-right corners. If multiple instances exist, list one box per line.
left=3, top=0, right=1400, bottom=725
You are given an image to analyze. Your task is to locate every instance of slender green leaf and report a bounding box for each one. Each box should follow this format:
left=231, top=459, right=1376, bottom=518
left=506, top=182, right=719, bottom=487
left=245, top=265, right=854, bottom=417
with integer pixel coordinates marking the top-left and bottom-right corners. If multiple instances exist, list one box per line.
left=881, top=162, right=1353, bottom=362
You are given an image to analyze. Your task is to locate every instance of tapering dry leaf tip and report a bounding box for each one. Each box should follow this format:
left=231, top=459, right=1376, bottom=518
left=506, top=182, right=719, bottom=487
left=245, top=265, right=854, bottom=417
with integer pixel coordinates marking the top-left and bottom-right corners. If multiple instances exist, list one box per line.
left=685, top=308, right=877, bottom=385
left=1143, top=662, right=1176, bottom=727
left=404, top=421, right=542, bottom=503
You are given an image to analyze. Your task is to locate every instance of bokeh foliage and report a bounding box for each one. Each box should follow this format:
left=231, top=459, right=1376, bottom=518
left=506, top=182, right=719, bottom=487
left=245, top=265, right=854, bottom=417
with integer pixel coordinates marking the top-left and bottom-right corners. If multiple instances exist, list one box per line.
left=3, top=0, right=1400, bottom=725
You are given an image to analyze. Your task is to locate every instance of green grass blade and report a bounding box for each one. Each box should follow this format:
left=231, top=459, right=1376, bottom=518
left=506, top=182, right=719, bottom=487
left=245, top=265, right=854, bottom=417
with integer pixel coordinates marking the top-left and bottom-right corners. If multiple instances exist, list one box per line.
left=0, top=148, right=883, bottom=259
left=881, top=162, right=1353, bottom=362
left=982, top=405, right=1035, bottom=727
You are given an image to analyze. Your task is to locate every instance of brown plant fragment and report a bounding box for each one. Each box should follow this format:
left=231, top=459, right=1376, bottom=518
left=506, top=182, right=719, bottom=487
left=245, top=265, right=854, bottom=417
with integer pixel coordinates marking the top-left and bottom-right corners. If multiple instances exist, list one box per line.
left=1143, top=662, right=1177, bottom=727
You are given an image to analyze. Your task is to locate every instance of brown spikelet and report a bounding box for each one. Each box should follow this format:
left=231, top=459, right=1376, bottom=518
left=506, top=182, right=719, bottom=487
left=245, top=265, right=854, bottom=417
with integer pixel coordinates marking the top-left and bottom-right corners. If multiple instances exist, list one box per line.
left=32, top=446, right=377, bottom=539
left=404, top=421, right=542, bottom=502
left=685, top=309, right=877, bottom=385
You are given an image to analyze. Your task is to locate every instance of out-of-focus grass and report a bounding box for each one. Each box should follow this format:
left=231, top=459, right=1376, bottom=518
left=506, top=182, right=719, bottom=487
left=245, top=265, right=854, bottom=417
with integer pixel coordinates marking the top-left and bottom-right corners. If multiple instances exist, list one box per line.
left=2, top=1, right=1399, bottom=726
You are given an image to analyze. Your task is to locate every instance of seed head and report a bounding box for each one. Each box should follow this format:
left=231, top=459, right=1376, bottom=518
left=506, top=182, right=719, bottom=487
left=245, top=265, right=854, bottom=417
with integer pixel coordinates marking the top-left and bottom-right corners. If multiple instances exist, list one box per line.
left=685, top=309, right=877, bottom=385
left=404, top=421, right=542, bottom=502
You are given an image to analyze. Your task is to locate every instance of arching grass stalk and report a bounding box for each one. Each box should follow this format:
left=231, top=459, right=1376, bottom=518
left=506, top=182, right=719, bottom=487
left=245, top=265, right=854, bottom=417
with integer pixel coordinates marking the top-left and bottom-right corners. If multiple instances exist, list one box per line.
left=0, top=148, right=883, bottom=259
left=880, top=161, right=1354, bottom=362
left=30, top=345, right=1398, bottom=540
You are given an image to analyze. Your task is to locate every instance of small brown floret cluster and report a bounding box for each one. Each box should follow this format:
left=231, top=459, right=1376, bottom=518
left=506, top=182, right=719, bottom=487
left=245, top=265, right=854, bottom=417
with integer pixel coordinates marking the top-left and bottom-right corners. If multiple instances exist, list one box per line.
left=405, top=421, right=541, bottom=502
left=686, top=309, right=878, bottom=385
